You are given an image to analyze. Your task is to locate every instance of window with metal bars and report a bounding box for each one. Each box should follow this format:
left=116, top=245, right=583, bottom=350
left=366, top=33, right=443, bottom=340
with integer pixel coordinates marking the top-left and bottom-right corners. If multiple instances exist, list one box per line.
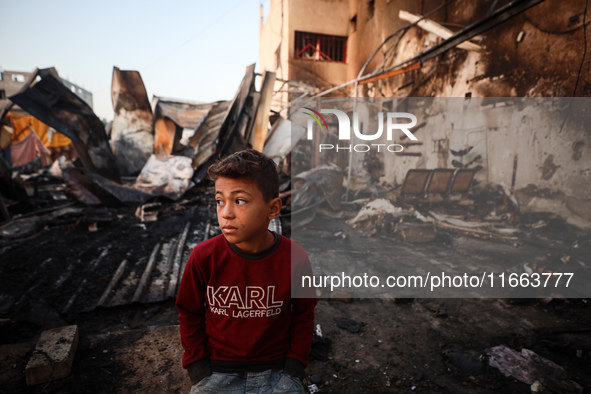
left=294, top=31, right=347, bottom=62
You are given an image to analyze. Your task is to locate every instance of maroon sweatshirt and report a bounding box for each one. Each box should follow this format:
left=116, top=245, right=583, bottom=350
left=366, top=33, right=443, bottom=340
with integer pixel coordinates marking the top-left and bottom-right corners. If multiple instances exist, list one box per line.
left=176, top=232, right=316, bottom=381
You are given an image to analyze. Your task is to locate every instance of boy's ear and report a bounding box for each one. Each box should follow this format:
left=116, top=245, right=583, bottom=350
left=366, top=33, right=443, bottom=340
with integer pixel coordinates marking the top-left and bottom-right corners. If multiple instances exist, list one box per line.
left=267, top=197, right=282, bottom=219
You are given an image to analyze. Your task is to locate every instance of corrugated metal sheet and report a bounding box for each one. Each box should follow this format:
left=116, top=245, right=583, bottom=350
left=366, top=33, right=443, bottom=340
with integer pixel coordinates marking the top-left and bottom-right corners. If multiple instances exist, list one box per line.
left=151, top=97, right=214, bottom=156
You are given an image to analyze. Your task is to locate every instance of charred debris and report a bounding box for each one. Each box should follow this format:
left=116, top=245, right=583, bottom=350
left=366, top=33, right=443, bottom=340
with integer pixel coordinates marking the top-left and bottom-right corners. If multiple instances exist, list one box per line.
left=1, top=58, right=590, bottom=394
left=0, top=65, right=589, bottom=320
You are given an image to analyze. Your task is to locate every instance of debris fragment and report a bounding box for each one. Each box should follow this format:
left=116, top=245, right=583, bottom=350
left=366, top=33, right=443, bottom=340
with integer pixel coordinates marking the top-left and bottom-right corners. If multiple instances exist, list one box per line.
left=334, top=317, right=360, bottom=333
left=347, top=198, right=403, bottom=229
left=483, top=345, right=582, bottom=392
left=393, top=222, right=437, bottom=243
left=135, top=202, right=162, bottom=222
left=315, top=324, right=323, bottom=338
left=132, top=155, right=194, bottom=200
left=25, top=325, right=79, bottom=386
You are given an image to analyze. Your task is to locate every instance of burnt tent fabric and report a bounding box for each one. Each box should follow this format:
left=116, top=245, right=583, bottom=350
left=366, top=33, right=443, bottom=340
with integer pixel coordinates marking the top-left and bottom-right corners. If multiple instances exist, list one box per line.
left=8, top=68, right=120, bottom=182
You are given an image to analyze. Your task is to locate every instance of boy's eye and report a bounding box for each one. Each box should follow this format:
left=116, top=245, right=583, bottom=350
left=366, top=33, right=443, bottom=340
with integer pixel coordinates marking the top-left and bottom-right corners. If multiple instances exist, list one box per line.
left=215, top=199, right=224, bottom=206
left=236, top=199, right=247, bottom=205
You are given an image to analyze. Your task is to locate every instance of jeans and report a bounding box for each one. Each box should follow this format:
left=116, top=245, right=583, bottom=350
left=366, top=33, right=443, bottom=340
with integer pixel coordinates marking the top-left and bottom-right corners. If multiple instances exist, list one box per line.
left=189, top=369, right=304, bottom=394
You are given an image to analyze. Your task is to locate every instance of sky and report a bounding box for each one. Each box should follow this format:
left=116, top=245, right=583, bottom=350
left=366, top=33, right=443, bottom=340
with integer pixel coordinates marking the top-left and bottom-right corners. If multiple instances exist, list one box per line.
left=0, top=0, right=271, bottom=121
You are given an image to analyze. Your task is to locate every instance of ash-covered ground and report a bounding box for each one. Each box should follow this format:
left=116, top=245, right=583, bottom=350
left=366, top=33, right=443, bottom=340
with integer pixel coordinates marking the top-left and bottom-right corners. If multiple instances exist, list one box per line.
left=1, top=190, right=590, bottom=393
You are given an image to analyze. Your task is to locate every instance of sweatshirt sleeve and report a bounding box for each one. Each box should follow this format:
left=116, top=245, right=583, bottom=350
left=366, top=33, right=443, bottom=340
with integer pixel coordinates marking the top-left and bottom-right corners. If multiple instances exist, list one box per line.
left=287, top=248, right=317, bottom=367
left=175, top=248, right=210, bottom=369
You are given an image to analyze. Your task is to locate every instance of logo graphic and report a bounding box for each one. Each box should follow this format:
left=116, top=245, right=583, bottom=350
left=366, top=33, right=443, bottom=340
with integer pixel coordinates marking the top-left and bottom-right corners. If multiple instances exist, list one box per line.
left=303, top=107, right=328, bottom=134
left=303, top=107, right=418, bottom=153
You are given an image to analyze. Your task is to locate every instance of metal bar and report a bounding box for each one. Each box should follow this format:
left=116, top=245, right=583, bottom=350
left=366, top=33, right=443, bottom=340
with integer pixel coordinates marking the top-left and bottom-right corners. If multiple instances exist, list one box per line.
left=358, top=63, right=421, bottom=85
left=14, top=258, right=52, bottom=307
left=146, top=239, right=176, bottom=303
left=166, top=222, right=191, bottom=299
left=180, top=219, right=209, bottom=281
left=96, top=259, right=128, bottom=307
left=108, top=262, right=141, bottom=307
left=0, top=197, right=10, bottom=222
left=0, top=201, right=76, bottom=229
left=51, top=261, right=75, bottom=292
left=204, top=221, right=211, bottom=241
left=132, top=243, right=161, bottom=303
left=63, top=246, right=110, bottom=313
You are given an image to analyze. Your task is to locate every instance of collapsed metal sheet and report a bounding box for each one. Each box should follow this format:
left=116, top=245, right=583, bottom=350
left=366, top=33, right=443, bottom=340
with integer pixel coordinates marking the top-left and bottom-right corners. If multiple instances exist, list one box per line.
left=152, top=97, right=212, bottom=129
left=294, top=163, right=343, bottom=210
left=263, top=118, right=305, bottom=164
left=193, top=64, right=256, bottom=183
left=190, top=101, right=230, bottom=169
left=250, top=71, right=276, bottom=151
left=7, top=68, right=120, bottom=182
left=62, top=166, right=151, bottom=205
left=111, top=67, right=154, bottom=176
left=152, top=96, right=214, bottom=156
left=132, top=154, right=194, bottom=200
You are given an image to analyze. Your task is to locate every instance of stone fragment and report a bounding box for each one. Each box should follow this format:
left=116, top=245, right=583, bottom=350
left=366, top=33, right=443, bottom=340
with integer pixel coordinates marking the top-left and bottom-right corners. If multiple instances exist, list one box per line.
left=25, top=325, right=79, bottom=386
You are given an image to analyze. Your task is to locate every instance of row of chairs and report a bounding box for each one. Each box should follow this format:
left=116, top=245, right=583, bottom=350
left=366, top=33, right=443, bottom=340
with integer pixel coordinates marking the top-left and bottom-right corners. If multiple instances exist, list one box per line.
left=400, top=168, right=479, bottom=198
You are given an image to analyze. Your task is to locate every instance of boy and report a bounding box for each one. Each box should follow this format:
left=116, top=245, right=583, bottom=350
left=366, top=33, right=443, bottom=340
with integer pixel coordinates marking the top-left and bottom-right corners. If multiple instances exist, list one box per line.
left=176, top=149, right=316, bottom=393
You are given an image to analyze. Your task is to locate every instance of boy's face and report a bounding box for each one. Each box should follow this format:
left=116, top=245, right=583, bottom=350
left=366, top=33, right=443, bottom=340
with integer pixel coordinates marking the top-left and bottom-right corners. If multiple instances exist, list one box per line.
left=214, top=176, right=282, bottom=253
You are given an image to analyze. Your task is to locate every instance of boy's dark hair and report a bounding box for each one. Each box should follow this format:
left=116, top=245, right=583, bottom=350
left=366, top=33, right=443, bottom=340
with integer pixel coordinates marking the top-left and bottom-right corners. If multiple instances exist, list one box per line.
left=207, top=149, right=279, bottom=201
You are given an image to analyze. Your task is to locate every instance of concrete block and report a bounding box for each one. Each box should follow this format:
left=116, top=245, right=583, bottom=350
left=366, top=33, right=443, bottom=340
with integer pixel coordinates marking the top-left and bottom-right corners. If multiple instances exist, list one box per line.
left=25, top=325, right=79, bottom=386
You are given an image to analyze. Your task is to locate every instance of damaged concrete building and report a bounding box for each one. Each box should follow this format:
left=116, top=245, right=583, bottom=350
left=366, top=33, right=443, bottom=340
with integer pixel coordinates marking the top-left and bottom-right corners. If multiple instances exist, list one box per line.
left=259, top=0, right=591, bottom=229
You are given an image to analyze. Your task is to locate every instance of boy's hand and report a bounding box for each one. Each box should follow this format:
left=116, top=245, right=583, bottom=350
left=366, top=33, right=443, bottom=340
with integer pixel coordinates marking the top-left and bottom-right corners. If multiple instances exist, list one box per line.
left=284, top=357, right=306, bottom=380
left=187, top=358, right=211, bottom=385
